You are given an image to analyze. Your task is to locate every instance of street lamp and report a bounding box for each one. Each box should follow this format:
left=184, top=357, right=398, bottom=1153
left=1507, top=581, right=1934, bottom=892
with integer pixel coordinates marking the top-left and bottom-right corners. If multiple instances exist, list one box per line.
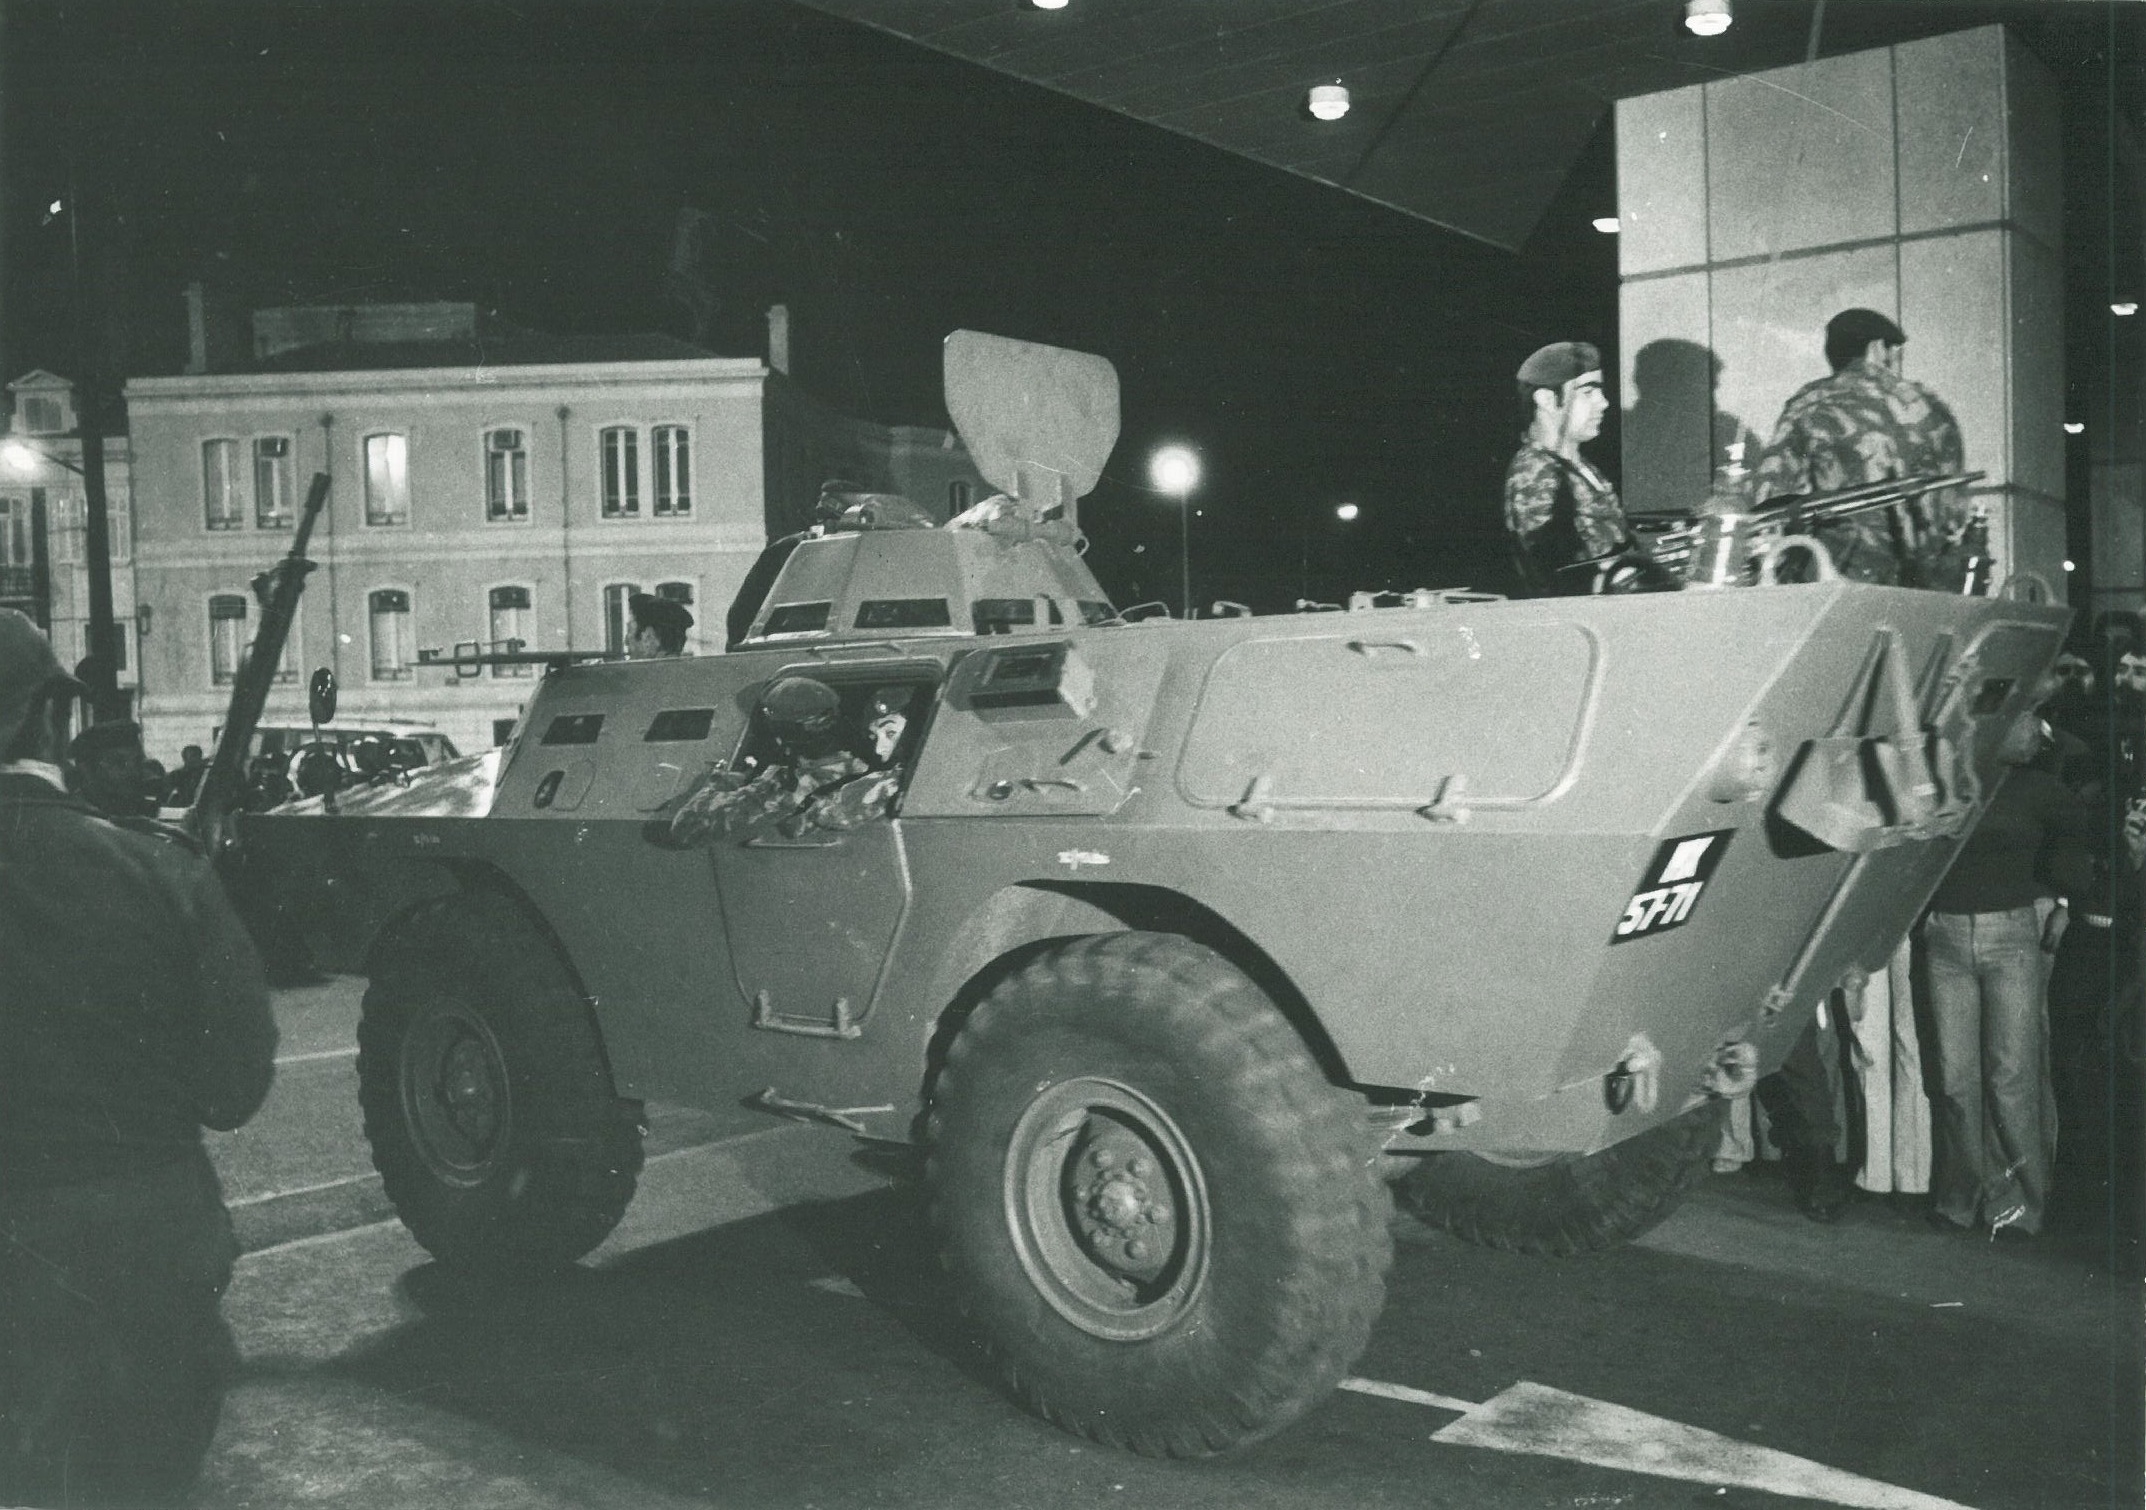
left=1148, top=444, right=1201, bottom=619
left=1, top=438, right=82, bottom=478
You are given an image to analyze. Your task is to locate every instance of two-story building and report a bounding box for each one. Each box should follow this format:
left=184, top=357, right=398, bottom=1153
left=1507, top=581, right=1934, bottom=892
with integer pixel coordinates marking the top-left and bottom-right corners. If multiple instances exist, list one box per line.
left=122, top=302, right=985, bottom=759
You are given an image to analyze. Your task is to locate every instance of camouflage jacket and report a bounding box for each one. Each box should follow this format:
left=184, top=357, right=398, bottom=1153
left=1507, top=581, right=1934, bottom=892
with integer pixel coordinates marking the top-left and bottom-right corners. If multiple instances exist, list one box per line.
left=1503, top=444, right=1631, bottom=596
left=1751, top=359, right=1968, bottom=586
left=668, top=754, right=901, bottom=844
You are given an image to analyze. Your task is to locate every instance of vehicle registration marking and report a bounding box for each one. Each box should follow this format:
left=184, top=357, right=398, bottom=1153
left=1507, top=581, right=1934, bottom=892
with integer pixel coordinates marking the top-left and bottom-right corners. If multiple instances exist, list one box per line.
left=1611, top=830, right=1733, bottom=943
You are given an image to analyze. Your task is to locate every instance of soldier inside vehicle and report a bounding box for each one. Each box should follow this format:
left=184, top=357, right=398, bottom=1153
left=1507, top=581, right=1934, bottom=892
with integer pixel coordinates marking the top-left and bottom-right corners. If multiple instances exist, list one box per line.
left=665, top=674, right=929, bottom=843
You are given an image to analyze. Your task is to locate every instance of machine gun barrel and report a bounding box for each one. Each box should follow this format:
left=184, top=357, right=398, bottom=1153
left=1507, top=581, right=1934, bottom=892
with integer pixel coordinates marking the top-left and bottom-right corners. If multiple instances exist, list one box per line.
left=185, top=470, right=332, bottom=847
left=1651, top=471, right=1983, bottom=578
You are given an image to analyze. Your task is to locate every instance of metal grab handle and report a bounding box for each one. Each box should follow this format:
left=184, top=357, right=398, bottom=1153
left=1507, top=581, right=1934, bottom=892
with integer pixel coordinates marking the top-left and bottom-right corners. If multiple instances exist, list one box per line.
left=1346, top=638, right=1425, bottom=657
left=1752, top=534, right=1840, bottom=584
left=741, top=833, right=845, bottom=849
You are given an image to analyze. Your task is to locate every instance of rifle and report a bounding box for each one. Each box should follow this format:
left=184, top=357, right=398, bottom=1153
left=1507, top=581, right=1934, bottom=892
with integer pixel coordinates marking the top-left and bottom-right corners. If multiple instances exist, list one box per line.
left=185, top=471, right=332, bottom=851
left=1644, top=471, right=1984, bottom=588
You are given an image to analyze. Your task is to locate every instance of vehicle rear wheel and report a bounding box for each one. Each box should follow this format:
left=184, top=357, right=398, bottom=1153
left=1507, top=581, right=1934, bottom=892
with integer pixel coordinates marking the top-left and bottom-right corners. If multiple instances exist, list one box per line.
left=1394, top=1100, right=1725, bottom=1257
left=926, top=932, right=1392, bottom=1457
left=358, top=893, right=643, bottom=1275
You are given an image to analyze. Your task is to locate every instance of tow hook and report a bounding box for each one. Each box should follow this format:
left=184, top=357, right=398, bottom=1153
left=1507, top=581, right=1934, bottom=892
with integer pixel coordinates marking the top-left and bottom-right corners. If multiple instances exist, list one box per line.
left=1701, top=1040, right=1760, bottom=1098
left=1604, top=1034, right=1662, bottom=1115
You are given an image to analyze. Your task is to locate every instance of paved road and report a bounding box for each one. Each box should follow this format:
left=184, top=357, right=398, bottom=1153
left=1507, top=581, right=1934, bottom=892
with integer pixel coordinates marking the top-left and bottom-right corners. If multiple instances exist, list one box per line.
left=197, top=978, right=2142, bottom=1510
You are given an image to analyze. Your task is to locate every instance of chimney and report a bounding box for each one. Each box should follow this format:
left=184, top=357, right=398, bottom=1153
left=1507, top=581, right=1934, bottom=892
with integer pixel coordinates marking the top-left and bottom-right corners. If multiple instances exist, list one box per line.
left=766, top=304, right=790, bottom=376
left=184, top=283, right=209, bottom=374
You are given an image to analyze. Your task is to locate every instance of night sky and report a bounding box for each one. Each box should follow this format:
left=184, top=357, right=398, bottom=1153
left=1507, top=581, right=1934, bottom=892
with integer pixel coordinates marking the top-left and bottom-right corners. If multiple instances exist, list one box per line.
left=0, top=1, right=2132, bottom=611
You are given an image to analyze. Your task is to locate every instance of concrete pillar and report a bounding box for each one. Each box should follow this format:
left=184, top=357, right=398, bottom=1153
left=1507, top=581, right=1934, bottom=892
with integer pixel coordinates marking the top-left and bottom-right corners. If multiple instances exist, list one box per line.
left=1615, top=25, right=2065, bottom=600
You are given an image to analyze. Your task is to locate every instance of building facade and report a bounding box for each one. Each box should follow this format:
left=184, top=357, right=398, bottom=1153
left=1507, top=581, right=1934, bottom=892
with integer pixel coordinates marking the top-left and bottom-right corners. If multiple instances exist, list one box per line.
left=123, top=307, right=985, bottom=760
left=0, top=371, right=139, bottom=710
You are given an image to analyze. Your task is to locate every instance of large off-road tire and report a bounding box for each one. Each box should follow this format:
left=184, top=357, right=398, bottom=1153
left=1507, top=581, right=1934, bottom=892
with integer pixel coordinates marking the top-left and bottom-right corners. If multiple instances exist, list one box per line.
left=1395, top=1099, right=1726, bottom=1257
left=357, top=893, right=643, bottom=1275
left=926, top=932, right=1392, bottom=1458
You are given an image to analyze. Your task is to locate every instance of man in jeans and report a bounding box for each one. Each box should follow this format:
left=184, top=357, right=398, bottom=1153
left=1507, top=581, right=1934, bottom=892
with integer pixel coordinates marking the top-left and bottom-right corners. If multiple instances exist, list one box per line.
left=0, top=609, right=278, bottom=1505
left=1923, top=713, right=2098, bottom=1239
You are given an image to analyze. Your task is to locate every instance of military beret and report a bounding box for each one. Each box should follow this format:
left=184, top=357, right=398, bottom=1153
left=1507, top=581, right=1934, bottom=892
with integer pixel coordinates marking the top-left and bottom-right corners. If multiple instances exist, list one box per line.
left=760, top=675, right=841, bottom=734
left=69, top=719, right=144, bottom=762
left=1515, top=341, right=1602, bottom=392
left=628, top=593, right=694, bottom=637
left=1826, top=308, right=1906, bottom=352
left=0, top=609, right=80, bottom=754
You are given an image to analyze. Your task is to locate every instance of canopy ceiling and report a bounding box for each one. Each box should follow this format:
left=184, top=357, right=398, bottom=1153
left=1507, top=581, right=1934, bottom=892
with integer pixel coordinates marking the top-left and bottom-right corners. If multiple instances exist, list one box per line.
left=790, top=0, right=2138, bottom=251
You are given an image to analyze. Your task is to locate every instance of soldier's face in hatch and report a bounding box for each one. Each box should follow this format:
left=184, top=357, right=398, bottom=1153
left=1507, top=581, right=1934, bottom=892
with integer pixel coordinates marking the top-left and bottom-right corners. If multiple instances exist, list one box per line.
left=867, top=710, right=907, bottom=764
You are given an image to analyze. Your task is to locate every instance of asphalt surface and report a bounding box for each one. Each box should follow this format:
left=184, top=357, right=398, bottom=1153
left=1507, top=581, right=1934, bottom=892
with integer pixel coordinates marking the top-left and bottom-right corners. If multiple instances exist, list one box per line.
left=194, top=977, right=2143, bottom=1510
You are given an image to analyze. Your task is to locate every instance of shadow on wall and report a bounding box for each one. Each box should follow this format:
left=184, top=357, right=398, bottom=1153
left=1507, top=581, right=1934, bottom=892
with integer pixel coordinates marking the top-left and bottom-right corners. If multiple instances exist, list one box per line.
left=1623, top=339, right=1762, bottom=515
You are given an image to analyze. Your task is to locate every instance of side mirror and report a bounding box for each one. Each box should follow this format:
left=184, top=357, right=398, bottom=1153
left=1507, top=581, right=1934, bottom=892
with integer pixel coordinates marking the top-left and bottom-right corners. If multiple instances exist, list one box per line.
left=308, top=667, right=338, bottom=729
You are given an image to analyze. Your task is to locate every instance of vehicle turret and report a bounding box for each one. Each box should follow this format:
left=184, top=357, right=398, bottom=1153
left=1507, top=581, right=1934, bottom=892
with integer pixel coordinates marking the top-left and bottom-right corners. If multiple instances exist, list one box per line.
left=735, top=329, right=1121, bottom=648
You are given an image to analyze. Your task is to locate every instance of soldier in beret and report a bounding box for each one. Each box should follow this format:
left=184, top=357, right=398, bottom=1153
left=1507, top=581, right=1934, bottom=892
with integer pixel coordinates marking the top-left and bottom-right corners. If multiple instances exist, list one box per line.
left=667, top=675, right=899, bottom=844
left=1750, top=308, right=1970, bottom=587
left=0, top=609, right=277, bottom=1505
left=626, top=592, right=694, bottom=659
left=1502, top=341, right=1640, bottom=596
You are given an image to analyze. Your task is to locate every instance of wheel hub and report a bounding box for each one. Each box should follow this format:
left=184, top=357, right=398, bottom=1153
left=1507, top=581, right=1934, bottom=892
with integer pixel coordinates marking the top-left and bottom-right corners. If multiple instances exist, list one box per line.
left=400, top=999, right=512, bottom=1188
left=1069, top=1132, right=1177, bottom=1281
left=1003, top=1076, right=1210, bottom=1342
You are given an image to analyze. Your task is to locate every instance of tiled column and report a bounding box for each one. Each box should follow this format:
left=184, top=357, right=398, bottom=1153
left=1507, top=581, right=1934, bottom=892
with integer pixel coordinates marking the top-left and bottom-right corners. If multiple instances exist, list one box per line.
left=1616, top=26, right=2065, bottom=599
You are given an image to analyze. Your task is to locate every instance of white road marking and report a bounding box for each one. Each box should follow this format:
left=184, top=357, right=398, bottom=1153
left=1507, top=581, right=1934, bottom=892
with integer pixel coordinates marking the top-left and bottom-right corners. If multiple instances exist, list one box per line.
left=275, top=1046, right=359, bottom=1066
left=229, top=1171, right=379, bottom=1208
left=1337, top=1377, right=1475, bottom=1413
left=1344, top=1377, right=1972, bottom=1510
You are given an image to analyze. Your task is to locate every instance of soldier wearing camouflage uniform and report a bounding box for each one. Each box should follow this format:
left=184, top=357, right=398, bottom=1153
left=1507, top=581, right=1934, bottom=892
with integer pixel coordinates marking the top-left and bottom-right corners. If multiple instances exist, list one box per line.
left=1502, top=341, right=1635, bottom=597
left=1751, top=308, right=1969, bottom=587
left=668, top=676, right=900, bottom=843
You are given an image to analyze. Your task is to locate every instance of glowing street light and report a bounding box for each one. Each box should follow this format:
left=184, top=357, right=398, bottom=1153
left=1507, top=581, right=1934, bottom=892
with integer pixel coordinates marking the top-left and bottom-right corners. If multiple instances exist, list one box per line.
left=1335, top=502, right=1360, bottom=522
left=2, top=438, right=82, bottom=476
left=1149, top=444, right=1201, bottom=618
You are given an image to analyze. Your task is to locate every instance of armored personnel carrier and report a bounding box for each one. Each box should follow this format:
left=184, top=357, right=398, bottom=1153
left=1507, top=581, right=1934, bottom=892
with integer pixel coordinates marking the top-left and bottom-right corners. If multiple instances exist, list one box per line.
left=233, top=330, right=2069, bottom=1457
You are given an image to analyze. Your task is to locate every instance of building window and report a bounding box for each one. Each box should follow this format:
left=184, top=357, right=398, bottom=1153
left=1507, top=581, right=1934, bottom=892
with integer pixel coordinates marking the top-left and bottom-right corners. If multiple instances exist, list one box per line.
left=369, top=588, right=414, bottom=680
left=364, top=433, right=410, bottom=526
left=203, top=439, right=242, bottom=530
left=949, top=479, right=972, bottom=514
left=209, top=594, right=247, bottom=685
left=652, top=425, right=691, bottom=516
left=602, top=582, right=640, bottom=654
left=20, top=395, right=63, bottom=434
left=0, top=496, right=30, bottom=569
left=252, top=436, right=294, bottom=528
left=600, top=426, right=639, bottom=518
left=485, top=428, right=528, bottom=521
left=488, top=585, right=533, bottom=678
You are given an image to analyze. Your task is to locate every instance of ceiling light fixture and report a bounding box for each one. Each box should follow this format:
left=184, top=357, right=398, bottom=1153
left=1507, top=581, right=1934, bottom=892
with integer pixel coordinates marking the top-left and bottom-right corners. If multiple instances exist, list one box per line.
left=1592, top=216, right=1621, bottom=234
left=1029, top=0, right=1069, bottom=10
left=2063, top=422, right=2085, bottom=435
left=1306, top=83, right=1351, bottom=122
left=2114, top=301, right=2140, bottom=317
left=1684, top=0, right=1732, bottom=37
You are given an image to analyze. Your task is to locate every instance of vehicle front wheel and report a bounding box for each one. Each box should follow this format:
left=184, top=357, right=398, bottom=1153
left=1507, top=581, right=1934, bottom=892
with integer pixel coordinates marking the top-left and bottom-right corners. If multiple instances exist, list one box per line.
left=358, top=893, right=643, bottom=1275
left=927, top=932, right=1392, bottom=1457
